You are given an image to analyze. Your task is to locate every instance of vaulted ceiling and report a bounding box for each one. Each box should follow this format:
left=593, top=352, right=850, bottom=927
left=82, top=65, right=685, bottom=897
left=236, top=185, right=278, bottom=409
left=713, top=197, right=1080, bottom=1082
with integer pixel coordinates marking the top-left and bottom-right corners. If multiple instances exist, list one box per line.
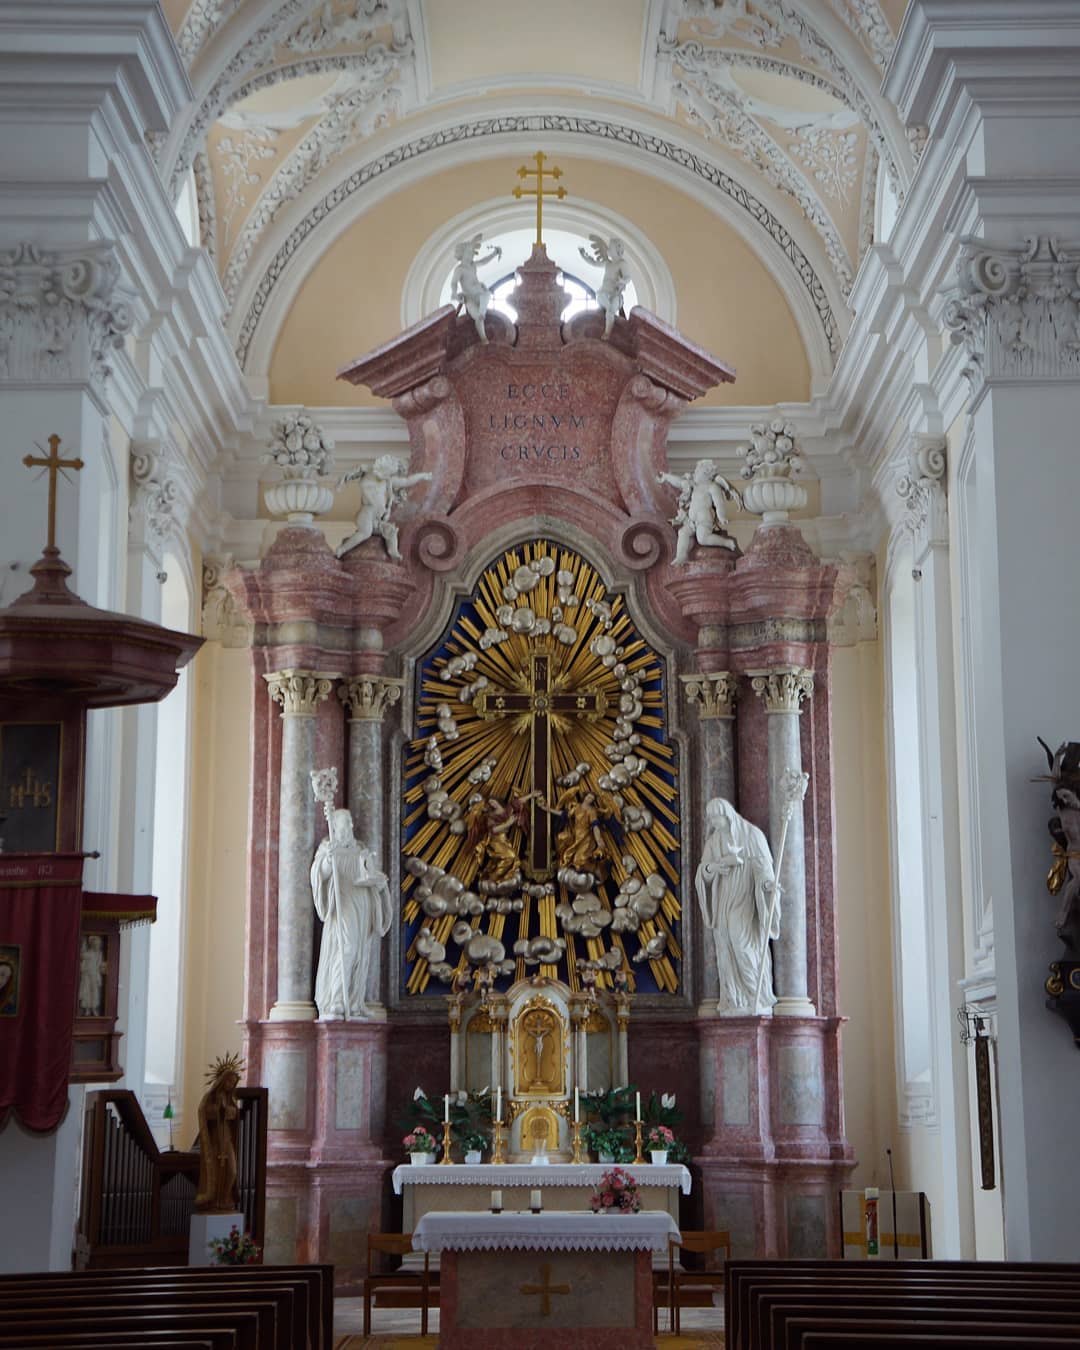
left=157, top=0, right=915, bottom=382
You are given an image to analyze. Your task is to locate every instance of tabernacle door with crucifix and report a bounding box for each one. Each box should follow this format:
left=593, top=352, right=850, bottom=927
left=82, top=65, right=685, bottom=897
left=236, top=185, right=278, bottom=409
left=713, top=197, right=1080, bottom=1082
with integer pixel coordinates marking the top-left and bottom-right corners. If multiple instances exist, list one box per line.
left=401, top=539, right=681, bottom=1000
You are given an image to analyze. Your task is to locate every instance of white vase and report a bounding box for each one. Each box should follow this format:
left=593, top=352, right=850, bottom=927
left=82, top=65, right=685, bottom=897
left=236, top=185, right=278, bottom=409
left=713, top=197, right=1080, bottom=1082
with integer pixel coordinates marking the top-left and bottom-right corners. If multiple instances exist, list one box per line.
left=464, top=1150, right=483, bottom=1165
left=650, top=1150, right=669, bottom=1166
left=263, top=474, right=335, bottom=526
left=740, top=471, right=808, bottom=525
left=409, top=1152, right=435, bottom=1166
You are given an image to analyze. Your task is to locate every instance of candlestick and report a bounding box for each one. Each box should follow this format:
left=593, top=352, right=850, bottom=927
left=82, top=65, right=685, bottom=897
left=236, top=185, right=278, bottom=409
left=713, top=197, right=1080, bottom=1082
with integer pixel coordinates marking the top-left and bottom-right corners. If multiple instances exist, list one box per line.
left=439, top=1118, right=454, bottom=1165
left=574, top=1087, right=579, bottom=1124
left=633, top=1119, right=644, bottom=1164
left=492, top=1118, right=507, bottom=1165
left=496, top=1085, right=502, bottom=1122
left=444, top=1093, right=450, bottom=1123
left=490, top=1188, right=503, bottom=1213
left=635, top=1090, right=641, bottom=1122
left=530, top=1188, right=542, bottom=1213
left=571, top=1119, right=585, bottom=1164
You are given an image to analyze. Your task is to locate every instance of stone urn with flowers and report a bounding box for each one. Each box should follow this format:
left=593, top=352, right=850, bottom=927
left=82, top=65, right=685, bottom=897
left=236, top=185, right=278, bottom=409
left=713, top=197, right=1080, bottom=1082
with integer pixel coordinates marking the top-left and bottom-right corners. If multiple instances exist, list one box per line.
left=262, top=410, right=335, bottom=526
left=740, top=419, right=807, bottom=524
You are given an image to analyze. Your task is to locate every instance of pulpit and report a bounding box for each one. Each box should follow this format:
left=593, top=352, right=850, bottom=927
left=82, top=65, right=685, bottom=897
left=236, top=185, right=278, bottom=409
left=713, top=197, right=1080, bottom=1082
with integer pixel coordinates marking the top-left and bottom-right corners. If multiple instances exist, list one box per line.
left=412, top=1209, right=678, bottom=1348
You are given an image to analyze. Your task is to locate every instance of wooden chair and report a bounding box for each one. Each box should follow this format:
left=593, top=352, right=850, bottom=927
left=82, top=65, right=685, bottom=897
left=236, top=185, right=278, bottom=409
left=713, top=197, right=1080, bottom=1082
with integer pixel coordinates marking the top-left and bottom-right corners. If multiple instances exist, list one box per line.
left=363, top=1233, right=430, bottom=1337
left=666, top=1229, right=731, bottom=1336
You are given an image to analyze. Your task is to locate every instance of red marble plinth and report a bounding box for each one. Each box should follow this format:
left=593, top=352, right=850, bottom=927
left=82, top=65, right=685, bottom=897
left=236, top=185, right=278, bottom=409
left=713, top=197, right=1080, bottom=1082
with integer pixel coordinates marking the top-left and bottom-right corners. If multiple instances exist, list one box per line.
left=310, top=1019, right=388, bottom=1164
left=438, top=1247, right=655, bottom=1349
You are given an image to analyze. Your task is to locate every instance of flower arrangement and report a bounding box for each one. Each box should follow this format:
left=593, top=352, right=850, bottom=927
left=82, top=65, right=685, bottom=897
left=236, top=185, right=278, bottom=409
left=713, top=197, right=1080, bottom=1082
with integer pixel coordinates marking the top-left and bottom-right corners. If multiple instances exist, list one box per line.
left=646, top=1124, right=675, bottom=1151
left=583, top=1124, right=632, bottom=1162
left=403, top=1127, right=438, bottom=1155
left=264, top=411, right=335, bottom=478
left=740, top=419, right=801, bottom=480
left=590, top=1166, right=641, bottom=1214
left=208, top=1226, right=261, bottom=1266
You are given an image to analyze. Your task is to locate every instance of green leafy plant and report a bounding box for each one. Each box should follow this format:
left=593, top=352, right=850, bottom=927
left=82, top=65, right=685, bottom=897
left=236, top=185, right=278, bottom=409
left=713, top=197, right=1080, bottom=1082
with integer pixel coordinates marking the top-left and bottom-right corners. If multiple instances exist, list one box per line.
left=457, top=1129, right=489, bottom=1154
left=584, top=1125, right=633, bottom=1161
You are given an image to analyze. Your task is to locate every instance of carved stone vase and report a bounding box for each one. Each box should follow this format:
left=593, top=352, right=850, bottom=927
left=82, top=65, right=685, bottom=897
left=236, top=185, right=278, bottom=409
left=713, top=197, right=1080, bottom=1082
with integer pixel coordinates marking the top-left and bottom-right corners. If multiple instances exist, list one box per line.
left=741, top=468, right=808, bottom=525
left=263, top=471, right=334, bottom=526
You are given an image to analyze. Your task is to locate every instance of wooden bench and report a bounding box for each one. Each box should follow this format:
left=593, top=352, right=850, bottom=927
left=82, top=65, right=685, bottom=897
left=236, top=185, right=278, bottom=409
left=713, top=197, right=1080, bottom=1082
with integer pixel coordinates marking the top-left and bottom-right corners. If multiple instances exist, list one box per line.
left=0, top=1263, right=334, bottom=1350
left=725, top=1259, right=1080, bottom=1350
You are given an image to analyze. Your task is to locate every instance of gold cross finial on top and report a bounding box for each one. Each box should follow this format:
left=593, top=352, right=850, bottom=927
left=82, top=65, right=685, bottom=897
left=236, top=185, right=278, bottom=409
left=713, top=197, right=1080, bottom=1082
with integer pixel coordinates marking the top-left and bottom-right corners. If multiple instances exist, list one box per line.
left=512, top=152, right=567, bottom=245
left=23, top=434, right=84, bottom=552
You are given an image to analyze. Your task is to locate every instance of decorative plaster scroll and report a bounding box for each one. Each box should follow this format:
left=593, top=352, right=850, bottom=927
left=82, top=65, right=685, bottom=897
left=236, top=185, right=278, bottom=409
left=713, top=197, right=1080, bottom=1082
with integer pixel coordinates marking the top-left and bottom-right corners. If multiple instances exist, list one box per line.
left=234, top=114, right=840, bottom=370
left=0, top=241, right=134, bottom=390
left=896, top=438, right=947, bottom=553
left=338, top=675, right=403, bottom=721
left=828, top=0, right=895, bottom=69
left=393, top=374, right=452, bottom=418
left=681, top=671, right=738, bottom=718
left=129, top=441, right=182, bottom=564
left=748, top=667, right=815, bottom=713
left=943, top=236, right=1080, bottom=395
left=193, top=151, right=217, bottom=257
left=176, top=0, right=244, bottom=63
left=827, top=551, right=877, bottom=647
left=264, top=668, right=337, bottom=716
left=413, top=517, right=463, bottom=573
left=202, top=556, right=253, bottom=647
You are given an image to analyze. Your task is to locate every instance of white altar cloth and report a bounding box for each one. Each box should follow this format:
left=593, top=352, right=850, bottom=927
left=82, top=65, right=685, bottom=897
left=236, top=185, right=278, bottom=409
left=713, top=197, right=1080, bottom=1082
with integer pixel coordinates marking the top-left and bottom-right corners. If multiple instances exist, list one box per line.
left=412, top=1209, right=680, bottom=1253
left=392, top=1161, right=691, bottom=1196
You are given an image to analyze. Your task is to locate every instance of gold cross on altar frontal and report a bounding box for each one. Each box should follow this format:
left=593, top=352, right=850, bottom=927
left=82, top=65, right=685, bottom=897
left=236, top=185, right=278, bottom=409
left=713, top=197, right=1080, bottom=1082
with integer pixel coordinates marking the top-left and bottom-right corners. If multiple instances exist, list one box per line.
left=23, top=434, right=84, bottom=552
left=474, top=651, right=606, bottom=876
left=520, top=1261, right=571, bottom=1317
left=513, top=151, right=567, bottom=245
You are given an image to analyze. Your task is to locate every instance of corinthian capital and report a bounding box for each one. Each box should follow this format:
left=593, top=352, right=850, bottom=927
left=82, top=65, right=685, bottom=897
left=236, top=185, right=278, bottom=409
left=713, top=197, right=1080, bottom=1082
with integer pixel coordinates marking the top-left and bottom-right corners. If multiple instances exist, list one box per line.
left=680, top=672, right=737, bottom=719
left=896, top=437, right=947, bottom=554
left=0, top=241, right=134, bottom=389
left=748, top=667, right=814, bottom=714
left=338, top=675, right=404, bottom=721
left=264, top=669, right=338, bottom=717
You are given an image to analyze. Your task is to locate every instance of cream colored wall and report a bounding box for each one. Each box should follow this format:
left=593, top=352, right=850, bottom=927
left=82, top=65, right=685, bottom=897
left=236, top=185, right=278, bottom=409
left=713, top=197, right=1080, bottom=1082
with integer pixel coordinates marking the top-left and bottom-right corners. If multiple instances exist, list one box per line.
left=180, top=636, right=252, bottom=1143
left=831, top=633, right=897, bottom=1190
left=268, top=155, right=812, bottom=409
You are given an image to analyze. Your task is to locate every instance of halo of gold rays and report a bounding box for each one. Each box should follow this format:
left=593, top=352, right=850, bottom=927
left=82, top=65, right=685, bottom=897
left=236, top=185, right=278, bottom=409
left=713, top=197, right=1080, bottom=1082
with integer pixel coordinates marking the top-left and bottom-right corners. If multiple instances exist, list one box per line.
left=402, top=540, right=681, bottom=996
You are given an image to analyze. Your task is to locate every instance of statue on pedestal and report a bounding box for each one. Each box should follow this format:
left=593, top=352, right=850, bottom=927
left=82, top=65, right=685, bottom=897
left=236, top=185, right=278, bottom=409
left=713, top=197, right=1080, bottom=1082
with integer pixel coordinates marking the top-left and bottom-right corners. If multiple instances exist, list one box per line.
left=657, top=459, right=741, bottom=564
left=578, top=235, right=633, bottom=338
left=335, top=454, right=432, bottom=560
left=695, top=797, right=779, bottom=1014
left=450, top=234, right=503, bottom=343
left=310, top=807, right=394, bottom=1019
left=194, top=1052, right=244, bottom=1214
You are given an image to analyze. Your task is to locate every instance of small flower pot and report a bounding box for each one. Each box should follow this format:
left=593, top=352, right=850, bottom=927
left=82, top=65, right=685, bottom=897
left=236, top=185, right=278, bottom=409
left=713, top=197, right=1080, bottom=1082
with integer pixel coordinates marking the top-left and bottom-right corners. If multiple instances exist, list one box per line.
left=409, top=1152, right=435, bottom=1165
left=464, top=1150, right=483, bottom=1165
left=650, top=1150, right=669, bottom=1166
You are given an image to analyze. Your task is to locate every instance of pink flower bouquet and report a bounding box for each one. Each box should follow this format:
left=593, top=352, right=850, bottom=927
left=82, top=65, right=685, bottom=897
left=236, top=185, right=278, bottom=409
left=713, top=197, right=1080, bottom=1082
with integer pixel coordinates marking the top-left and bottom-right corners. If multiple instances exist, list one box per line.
left=646, top=1124, right=675, bottom=1150
left=589, top=1166, right=641, bottom=1214
left=403, top=1128, right=438, bottom=1154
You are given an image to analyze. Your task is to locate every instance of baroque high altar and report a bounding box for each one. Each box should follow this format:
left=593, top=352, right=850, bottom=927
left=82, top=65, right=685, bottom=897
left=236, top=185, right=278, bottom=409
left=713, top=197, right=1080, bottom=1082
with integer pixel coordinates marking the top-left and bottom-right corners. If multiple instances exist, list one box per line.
left=228, top=242, right=854, bottom=1285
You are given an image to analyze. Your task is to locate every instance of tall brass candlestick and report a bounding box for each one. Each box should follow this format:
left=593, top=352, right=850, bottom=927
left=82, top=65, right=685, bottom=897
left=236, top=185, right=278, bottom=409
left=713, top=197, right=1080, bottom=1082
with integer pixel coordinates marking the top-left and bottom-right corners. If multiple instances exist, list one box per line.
left=492, top=1119, right=507, bottom=1165
left=633, top=1119, right=644, bottom=1164
left=439, top=1119, right=455, bottom=1165
left=571, top=1120, right=585, bottom=1164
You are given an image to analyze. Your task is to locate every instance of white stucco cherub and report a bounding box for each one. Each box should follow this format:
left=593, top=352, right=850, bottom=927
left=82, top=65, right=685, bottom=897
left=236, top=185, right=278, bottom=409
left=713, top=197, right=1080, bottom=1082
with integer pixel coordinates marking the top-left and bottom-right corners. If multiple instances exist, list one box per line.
left=578, top=235, right=633, bottom=338
left=656, top=458, right=742, bottom=564
left=450, top=233, right=503, bottom=343
left=336, top=454, right=433, bottom=561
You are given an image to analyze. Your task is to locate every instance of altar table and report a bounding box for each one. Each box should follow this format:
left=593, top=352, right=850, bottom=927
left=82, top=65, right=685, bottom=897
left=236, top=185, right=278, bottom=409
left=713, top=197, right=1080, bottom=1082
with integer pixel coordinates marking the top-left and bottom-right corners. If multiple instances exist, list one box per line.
left=412, top=1209, right=680, bottom=1348
left=393, top=1161, right=690, bottom=1232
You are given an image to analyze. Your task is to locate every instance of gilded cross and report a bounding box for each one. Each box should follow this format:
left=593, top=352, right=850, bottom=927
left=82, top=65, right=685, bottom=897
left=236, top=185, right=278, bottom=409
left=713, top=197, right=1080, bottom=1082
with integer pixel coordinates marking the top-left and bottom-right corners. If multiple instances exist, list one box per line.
left=513, top=152, right=567, bottom=245
left=22, top=434, right=84, bottom=551
left=474, top=651, right=606, bottom=875
left=519, top=1261, right=571, bottom=1317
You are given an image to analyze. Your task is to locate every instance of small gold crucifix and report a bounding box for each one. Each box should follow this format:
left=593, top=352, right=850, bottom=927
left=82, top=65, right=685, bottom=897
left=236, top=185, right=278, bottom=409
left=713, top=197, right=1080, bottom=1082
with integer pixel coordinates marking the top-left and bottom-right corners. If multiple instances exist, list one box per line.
left=23, top=434, right=84, bottom=551
left=513, top=151, right=567, bottom=245
left=519, top=1261, right=571, bottom=1317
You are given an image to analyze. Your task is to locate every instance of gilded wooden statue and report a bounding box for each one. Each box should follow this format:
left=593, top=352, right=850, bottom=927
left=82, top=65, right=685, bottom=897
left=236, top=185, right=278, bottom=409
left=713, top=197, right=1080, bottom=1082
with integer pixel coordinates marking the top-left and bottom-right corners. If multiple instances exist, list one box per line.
left=194, top=1052, right=244, bottom=1214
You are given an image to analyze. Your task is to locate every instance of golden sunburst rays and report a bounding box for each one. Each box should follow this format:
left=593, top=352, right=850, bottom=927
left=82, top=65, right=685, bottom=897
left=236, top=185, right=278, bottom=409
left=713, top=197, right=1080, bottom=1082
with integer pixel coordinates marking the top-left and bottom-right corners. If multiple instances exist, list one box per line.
left=402, top=540, right=682, bottom=996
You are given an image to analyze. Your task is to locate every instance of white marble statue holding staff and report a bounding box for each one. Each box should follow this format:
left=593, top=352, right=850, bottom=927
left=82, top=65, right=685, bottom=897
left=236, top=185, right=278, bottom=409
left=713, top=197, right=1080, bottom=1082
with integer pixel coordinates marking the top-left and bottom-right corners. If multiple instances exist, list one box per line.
left=695, top=797, right=779, bottom=1015
left=309, top=773, right=393, bottom=1019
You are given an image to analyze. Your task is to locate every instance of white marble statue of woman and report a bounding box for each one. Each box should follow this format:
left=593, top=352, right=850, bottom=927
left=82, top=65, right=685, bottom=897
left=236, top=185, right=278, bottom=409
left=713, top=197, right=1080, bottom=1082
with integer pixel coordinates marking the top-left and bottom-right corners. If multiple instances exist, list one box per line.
left=310, top=808, right=394, bottom=1019
left=695, top=797, right=779, bottom=1014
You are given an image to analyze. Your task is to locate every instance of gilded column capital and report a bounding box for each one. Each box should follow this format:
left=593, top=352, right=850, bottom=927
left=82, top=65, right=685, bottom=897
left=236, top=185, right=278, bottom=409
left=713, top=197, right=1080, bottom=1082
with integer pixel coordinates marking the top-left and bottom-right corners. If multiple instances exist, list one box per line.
left=264, top=668, right=338, bottom=717
left=680, top=671, right=737, bottom=719
left=338, top=675, right=404, bottom=721
left=748, top=667, right=814, bottom=714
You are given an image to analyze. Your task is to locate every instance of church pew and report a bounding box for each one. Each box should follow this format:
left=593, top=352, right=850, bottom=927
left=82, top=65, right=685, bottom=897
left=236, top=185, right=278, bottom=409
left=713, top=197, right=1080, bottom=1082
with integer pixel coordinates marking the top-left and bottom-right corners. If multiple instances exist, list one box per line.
left=0, top=1311, right=261, bottom=1349
left=799, top=1329, right=1080, bottom=1349
left=770, top=1299, right=1080, bottom=1349
left=725, top=1259, right=1080, bottom=1350
left=0, top=1264, right=333, bottom=1350
left=0, top=1335, right=231, bottom=1349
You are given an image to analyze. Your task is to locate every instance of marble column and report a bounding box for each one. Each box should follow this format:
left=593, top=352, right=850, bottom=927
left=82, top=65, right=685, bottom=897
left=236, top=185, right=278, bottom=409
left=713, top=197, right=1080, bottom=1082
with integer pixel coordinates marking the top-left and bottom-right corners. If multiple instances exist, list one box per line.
left=265, top=669, right=337, bottom=1021
left=749, top=668, right=815, bottom=1017
left=681, top=672, right=737, bottom=1008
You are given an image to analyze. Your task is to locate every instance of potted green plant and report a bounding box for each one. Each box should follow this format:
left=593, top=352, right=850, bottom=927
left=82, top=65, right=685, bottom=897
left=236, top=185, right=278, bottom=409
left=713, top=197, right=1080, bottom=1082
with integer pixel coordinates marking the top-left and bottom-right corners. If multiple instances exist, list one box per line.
left=458, top=1128, right=489, bottom=1165
left=403, top=1127, right=438, bottom=1164
left=584, top=1125, right=632, bottom=1163
left=449, top=1088, right=493, bottom=1163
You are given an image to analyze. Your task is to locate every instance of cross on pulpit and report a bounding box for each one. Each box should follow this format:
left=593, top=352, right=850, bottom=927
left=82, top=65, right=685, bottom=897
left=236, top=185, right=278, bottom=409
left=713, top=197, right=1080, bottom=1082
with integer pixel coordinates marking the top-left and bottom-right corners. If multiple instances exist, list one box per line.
left=513, top=151, right=567, bottom=245
left=474, top=652, right=606, bottom=876
left=519, top=1261, right=571, bottom=1317
left=22, top=434, right=83, bottom=551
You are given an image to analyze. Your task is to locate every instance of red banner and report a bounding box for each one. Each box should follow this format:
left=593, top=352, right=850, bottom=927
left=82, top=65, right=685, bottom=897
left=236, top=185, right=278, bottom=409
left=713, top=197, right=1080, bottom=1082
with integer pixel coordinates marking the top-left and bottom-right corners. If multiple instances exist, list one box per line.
left=0, top=853, right=85, bottom=1133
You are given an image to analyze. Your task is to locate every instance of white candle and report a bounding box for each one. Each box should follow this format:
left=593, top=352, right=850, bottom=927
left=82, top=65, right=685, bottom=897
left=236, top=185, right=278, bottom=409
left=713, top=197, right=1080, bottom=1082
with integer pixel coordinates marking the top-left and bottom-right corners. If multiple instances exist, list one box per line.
left=574, top=1087, right=580, bottom=1124
left=491, top=1189, right=502, bottom=1211
left=444, top=1093, right=450, bottom=1123
left=635, top=1091, right=641, bottom=1122
left=530, top=1188, right=542, bottom=1211
left=496, top=1086, right=502, bottom=1122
